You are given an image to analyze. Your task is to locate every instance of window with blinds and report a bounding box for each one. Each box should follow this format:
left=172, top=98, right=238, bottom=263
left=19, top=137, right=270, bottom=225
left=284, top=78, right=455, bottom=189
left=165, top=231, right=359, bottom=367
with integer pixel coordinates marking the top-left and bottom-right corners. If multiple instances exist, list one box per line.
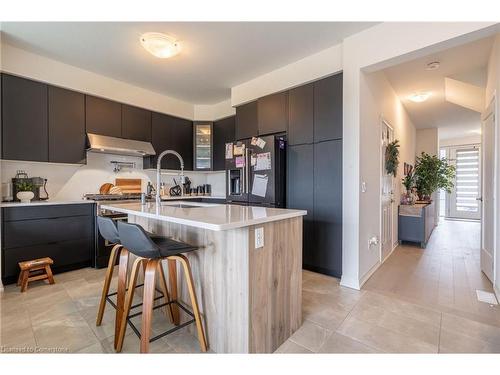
left=455, top=148, right=480, bottom=212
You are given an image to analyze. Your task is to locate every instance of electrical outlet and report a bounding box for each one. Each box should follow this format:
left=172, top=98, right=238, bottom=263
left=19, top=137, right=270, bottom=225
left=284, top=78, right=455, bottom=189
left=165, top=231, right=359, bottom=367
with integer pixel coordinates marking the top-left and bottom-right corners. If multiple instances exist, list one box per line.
left=255, top=227, right=264, bottom=249
left=368, top=236, right=379, bottom=247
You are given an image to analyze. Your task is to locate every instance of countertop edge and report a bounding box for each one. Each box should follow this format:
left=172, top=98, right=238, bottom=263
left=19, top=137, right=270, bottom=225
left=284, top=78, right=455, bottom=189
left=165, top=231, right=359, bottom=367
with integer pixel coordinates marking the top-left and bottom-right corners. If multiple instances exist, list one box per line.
left=100, top=204, right=306, bottom=231
left=0, top=200, right=95, bottom=208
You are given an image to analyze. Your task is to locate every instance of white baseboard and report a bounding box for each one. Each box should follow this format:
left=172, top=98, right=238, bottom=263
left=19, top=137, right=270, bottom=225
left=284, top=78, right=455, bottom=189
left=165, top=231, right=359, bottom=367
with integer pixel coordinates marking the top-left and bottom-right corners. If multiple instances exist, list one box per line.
left=340, top=275, right=361, bottom=290
left=494, top=285, right=500, bottom=303
left=358, top=242, right=398, bottom=289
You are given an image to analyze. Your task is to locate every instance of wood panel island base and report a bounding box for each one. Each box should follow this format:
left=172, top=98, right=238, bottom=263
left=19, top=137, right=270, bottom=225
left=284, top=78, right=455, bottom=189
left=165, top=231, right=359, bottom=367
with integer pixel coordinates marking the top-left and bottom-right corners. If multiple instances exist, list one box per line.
left=100, top=202, right=306, bottom=353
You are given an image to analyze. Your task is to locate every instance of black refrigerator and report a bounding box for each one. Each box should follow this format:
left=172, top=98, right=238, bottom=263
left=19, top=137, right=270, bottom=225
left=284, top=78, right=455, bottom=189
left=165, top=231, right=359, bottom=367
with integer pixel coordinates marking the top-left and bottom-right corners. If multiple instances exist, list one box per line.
left=225, top=134, right=286, bottom=207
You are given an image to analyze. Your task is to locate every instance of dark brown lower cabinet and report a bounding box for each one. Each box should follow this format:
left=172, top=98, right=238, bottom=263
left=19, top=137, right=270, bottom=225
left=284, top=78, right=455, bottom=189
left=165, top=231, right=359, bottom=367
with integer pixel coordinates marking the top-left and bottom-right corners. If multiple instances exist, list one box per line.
left=287, top=139, right=342, bottom=278
left=1, top=204, right=95, bottom=285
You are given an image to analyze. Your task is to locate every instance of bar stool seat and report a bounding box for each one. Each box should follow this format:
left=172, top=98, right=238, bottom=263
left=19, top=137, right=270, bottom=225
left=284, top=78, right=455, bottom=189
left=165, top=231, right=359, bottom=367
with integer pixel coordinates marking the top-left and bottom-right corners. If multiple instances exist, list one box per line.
left=115, top=221, right=207, bottom=353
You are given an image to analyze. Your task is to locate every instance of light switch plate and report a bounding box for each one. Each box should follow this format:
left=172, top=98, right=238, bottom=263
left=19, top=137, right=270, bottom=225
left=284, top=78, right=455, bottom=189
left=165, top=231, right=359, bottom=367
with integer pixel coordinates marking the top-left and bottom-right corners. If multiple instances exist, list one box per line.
left=255, top=227, right=264, bottom=249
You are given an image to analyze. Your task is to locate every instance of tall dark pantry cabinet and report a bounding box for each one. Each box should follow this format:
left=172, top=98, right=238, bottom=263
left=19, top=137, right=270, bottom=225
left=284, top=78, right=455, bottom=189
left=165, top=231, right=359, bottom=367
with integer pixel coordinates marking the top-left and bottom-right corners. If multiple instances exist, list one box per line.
left=286, top=73, right=343, bottom=278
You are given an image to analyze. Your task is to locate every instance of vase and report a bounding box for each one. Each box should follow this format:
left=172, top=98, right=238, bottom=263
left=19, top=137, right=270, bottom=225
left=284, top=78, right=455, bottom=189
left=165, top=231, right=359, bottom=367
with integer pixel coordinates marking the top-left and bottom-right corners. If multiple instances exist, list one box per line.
left=17, top=191, right=34, bottom=203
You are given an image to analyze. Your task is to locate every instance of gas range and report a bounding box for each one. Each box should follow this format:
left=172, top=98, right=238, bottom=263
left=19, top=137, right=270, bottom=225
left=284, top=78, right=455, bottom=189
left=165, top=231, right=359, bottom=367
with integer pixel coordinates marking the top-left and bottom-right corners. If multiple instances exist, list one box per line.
left=84, top=193, right=143, bottom=201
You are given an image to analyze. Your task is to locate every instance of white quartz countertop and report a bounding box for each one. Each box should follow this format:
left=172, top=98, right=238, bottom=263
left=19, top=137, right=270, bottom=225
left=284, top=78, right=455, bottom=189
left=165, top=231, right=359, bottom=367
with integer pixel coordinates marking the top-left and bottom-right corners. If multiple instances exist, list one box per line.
left=0, top=200, right=95, bottom=208
left=100, top=201, right=307, bottom=231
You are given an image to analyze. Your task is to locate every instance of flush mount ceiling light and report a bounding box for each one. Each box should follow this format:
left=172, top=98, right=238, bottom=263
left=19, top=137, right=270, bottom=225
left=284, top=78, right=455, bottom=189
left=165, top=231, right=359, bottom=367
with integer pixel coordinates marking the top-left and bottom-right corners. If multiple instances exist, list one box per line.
left=140, top=32, right=180, bottom=58
left=425, top=61, right=441, bottom=71
left=408, top=92, right=431, bottom=103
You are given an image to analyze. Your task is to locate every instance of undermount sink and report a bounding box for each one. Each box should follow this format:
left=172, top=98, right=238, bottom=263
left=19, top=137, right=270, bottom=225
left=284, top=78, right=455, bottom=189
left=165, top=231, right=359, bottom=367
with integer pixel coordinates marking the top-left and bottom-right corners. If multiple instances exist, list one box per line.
left=160, top=201, right=221, bottom=209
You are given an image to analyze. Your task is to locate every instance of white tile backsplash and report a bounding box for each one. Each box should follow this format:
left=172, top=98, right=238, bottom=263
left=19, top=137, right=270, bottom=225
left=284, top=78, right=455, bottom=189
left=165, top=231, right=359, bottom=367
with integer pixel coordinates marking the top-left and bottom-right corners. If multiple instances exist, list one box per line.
left=1, top=152, right=226, bottom=200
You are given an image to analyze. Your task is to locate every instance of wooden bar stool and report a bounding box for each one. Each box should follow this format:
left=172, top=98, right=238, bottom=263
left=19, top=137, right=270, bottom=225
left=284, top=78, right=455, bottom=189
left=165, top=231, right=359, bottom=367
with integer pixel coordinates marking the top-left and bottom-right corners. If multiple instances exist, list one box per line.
left=95, top=217, right=125, bottom=327
left=95, top=216, right=168, bottom=349
left=115, top=221, right=207, bottom=353
left=17, top=257, right=55, bottom=292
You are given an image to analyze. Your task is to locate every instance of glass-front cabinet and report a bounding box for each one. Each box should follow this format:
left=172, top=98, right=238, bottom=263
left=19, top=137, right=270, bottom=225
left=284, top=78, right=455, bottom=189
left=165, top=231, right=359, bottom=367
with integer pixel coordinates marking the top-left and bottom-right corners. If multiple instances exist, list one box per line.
left=193, top=122, right=213, bottom=170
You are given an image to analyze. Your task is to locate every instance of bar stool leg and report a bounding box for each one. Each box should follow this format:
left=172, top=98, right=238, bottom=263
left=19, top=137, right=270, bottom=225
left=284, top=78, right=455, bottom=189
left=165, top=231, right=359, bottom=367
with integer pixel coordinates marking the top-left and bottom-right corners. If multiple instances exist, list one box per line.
left=115, top=257, right=144, bottom=353
left=141, top=259, right=160, bottom=353
left=96, top=244, right=122, bottom=326
left=170, top=254, right=207, bottom=352
left=168, top=259, right=180, bottom=325
left=157, top=261, right=175, bottom=324
left=114, top=248, right=130, bottom=349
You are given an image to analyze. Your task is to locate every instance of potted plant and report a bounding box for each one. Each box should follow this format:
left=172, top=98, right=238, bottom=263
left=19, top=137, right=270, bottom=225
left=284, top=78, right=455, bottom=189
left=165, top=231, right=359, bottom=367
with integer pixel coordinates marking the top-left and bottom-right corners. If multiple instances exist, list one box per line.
left=414, top=152, right=455, bottom=202
left=385, top=140, right=400, bottom=177
left=401, top=166, right=416, bottom=205
left=15, top=180, right=34, bottom=203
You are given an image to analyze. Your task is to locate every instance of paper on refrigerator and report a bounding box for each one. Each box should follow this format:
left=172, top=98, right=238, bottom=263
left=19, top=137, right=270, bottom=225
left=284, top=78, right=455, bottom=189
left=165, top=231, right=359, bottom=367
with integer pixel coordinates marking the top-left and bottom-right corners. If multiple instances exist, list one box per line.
left=251, top=174, right=268, bottom=197
left=254, top=152, right=271, bottom=171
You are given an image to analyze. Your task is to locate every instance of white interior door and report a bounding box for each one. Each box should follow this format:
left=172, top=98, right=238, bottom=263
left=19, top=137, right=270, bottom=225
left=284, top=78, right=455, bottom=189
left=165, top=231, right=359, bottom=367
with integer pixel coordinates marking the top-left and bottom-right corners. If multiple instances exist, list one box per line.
left=448, top=145, right=481, bottom=220
left=481, top=101, right=496, bottom=282
left=381, top=120, right=394, bottom=261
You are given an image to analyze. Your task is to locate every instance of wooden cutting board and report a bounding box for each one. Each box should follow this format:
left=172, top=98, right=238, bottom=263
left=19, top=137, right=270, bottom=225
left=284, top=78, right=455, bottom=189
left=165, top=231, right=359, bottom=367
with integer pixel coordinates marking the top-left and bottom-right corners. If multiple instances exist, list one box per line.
left=115, top=178, right=142, bottom=194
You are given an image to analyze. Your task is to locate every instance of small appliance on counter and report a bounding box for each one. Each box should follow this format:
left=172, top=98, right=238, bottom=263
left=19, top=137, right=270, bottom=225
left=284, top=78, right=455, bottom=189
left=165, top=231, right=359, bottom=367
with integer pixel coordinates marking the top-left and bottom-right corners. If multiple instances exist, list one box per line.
left=10, top=170, right=49, bottom=202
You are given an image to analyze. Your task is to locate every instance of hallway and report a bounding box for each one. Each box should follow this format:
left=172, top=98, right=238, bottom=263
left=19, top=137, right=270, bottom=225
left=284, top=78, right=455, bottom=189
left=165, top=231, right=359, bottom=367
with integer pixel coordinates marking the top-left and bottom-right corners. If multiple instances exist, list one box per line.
left=363, top=219, right=500, bottom=351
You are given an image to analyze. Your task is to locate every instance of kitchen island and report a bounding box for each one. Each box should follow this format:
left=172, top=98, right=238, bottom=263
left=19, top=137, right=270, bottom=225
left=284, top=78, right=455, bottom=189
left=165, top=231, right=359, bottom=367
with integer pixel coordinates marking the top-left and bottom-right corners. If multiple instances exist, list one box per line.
left=100, top=201, right=306, bottom=353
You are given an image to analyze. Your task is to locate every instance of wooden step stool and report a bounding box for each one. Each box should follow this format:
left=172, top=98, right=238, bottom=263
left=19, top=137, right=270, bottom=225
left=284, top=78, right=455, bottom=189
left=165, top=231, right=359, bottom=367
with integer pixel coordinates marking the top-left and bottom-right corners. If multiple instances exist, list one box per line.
left=17, top=257, right=55, bottom=292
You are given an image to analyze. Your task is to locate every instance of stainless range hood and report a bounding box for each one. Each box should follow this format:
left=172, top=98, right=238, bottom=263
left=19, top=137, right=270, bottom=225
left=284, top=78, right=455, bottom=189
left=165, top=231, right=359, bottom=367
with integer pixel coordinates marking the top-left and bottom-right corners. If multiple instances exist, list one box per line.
left=87, top=133, right=156, bottom=157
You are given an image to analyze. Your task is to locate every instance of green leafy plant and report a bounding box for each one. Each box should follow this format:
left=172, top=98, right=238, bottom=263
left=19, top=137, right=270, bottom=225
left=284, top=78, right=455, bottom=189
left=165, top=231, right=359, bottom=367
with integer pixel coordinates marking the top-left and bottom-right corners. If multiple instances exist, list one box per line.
left=15, top=179, right=33, bottom=192
left=414, top=152, right=455, bottom=201
left=385, top=140, right=400, bottom=177
left=402, top=168, right=415, bottom=191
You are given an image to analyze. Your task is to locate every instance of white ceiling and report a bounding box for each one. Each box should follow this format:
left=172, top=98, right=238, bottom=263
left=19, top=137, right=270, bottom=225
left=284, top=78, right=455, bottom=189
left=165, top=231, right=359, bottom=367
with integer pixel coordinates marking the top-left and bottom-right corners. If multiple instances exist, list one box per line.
left=1, top=22, right=376, bottom=104
left=383, top=36, right=494, bottom=140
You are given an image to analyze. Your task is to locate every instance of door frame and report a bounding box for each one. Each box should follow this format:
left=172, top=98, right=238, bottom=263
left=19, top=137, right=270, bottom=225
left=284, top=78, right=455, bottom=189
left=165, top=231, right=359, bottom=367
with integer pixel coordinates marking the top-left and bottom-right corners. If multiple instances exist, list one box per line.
left=379, top=117, right=396, bottom=263
left=481, top=92, right=498, bottom=287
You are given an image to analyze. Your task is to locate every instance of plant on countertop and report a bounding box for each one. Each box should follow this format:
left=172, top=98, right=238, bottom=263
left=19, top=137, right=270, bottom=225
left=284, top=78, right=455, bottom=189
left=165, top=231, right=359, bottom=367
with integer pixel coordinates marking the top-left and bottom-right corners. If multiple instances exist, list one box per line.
left=385, top=140, right=400, bottom=177
left=414, top=152, right=455, bottom=201
left=15, top=179, right=33, bottom=192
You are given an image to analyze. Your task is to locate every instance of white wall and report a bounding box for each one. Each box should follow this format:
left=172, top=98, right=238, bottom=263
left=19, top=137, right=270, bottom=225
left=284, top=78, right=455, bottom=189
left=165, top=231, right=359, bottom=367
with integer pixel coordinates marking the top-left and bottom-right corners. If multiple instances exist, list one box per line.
left=194, top=99, right=235, bottom=121
left=231, top=44, right=343, bottom=106
left=341, top=22, right=497, bottom=290
left=440, top=134, right=481, bottom=147
left=358, top=70, right=416, bottom=283
left=0, top=41, right=195, bottom=120
left=1, top=154, right=226, bottom=200
left=416, top=128, right=439, bottom=156
left=485, top=34, right=500, bottom=296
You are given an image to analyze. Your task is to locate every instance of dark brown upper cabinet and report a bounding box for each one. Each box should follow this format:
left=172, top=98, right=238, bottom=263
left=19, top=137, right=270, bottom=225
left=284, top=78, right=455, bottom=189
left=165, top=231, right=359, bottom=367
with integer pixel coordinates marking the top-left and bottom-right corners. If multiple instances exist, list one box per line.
left=147, top=112, right=193, bottom=171
left=1, top=74, right=48, bottom=162
left=257, top=91, right=288, bottom=136
left=48, top=86, right=86, bottom=164
left=122, top=104, right=152, bottom=142
left=313, top=73, right=343, bottom=142
left=213, top=116, right=235, bottom=171
left=288, top=83, right=314, bottom=145
left=85, top=95, right=122, bottom=138
left=173, top=117, right=193, bottom=171
left=235, top=101, right=258, bottom=140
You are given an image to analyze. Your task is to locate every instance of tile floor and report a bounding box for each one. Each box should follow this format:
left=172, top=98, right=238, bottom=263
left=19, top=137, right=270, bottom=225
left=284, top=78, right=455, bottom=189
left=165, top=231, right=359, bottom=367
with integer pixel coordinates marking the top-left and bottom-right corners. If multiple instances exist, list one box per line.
left=1, top=220, right=499, bottom=353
